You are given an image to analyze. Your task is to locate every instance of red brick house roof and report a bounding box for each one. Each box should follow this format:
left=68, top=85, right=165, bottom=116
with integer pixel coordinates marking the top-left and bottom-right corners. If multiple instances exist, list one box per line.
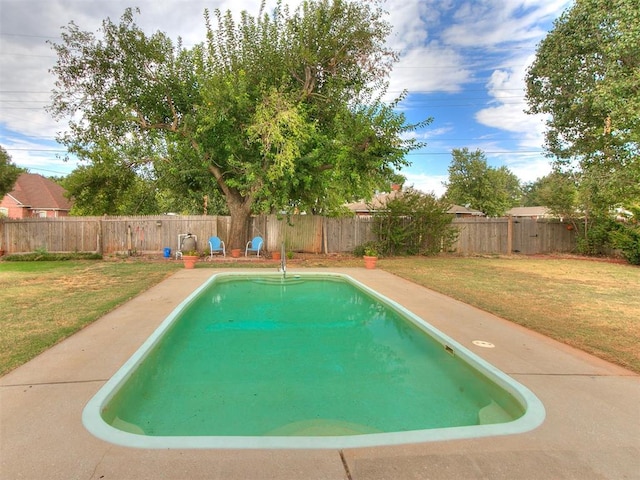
left=1, top=173, right=72, bottom=217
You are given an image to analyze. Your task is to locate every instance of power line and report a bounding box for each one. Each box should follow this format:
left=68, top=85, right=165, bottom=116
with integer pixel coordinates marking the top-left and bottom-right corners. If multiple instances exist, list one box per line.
left=0, top=91, right=51, bottom=94
left=407, top=151, right=543, bottom=156
left=3, top=148, right=66, bottom=153
left=0, top=53, right=57, bottom=59
left=0, top=33, right=59, bottom=40
left=16, top=166, right=73, bottom=175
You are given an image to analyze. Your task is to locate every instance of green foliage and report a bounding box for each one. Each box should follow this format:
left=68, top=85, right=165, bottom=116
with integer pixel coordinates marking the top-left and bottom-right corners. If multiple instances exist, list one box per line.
left=4, top=252, right=103, bottom=262
left=609, top=224, right=640, bottom=265
left=0, top=146, right=25, bottom=198
left=352, top=241, right=379, bottom=257
left=574, top=211, right=640, bottom=265
left=352, top=243, right=366, bottom=257
left=444, top=148, right=521, bottom=217
left=575, top=218, right=615, bottom=256
left=526, top=0, right=640, bottom=215
left=521, top=171, right=578, bottom=217
left=372, top=187, right=456, bottom=256
left=363, top=245, right=379, bottom=257
left=609, top=206, right=640, bottom=265
left=62, top=150, right=159, bottom=215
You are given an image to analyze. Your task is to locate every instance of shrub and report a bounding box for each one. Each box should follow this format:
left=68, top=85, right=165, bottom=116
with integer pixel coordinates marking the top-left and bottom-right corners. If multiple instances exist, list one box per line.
left=609, top=207, right=640, bottom=265
left=353, top=241, right=380, bottom=258
left=371, top=188, right=457, bottom=256
left=609, top=223, right=640, bottom=265
left=574, top=209, right=640, bottom=264
left=576, top=218, right=615, bottom=256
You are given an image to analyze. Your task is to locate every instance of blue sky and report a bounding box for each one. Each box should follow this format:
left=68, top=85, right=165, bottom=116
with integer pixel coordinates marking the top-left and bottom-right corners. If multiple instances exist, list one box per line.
left=0, top=0, right=571, bottom=197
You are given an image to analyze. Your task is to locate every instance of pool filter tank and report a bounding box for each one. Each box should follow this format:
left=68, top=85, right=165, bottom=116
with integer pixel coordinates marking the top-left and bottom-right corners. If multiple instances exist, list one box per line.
left=181, top=234, right=196, bottom=252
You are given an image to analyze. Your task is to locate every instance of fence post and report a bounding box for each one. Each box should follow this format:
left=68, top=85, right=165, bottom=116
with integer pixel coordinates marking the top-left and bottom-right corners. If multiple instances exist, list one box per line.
left=322, top=216, right=328, bottom=254
left=98, top=218, right=103, bottom=255
left=507, top=216, right=513, bottom=255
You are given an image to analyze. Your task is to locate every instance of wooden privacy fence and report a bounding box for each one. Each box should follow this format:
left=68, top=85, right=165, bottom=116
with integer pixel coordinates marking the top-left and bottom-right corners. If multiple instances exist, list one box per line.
left=0, top=215, right=576, bottom=256
left=453, top=217, right=576, bottom=255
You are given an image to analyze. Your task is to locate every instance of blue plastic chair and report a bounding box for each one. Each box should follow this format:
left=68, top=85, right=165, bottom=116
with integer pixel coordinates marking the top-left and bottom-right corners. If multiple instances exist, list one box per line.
left=245, top=236, right=263, bottom=257
left=208, top=236, right=226, bottom=258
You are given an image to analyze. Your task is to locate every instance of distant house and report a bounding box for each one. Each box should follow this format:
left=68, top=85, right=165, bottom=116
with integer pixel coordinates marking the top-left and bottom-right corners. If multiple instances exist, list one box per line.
left=345, top=184, right=403, bottom=216
left=0, top=173, right=73, bottom=219
left=446, top=205, right=485, bottom=217
left=345, top=187, right=487, bottom=218
left=506, top=206, right=552, bottom=219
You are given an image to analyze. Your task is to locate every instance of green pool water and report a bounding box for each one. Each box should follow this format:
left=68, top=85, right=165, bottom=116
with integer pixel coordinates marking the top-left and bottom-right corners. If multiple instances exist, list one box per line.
left=84, top=272, right=545, bottom=449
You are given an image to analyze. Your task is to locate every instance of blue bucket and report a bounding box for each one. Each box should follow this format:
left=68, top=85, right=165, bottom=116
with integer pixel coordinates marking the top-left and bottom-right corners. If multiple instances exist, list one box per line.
left=163, top=247, right=171, bottom=258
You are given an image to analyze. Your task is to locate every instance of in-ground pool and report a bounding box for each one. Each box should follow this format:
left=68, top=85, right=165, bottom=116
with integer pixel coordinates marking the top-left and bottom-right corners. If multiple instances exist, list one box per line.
left=83, top=272, right=545, bottom=449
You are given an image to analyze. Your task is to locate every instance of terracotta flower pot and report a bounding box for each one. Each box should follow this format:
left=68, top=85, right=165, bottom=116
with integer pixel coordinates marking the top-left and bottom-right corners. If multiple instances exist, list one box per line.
left=363, top=255, right=378, bottom=269
left=272, top=251, right=281, bottom=261
left=182, top=255, right=198, bottom=269
left=231, top=248, right=242, bottom=258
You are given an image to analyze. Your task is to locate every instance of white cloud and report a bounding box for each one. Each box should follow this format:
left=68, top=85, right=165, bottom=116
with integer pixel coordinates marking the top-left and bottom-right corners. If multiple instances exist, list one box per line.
left=403, top=172, right=448, bottom=197
left=472, top=56, right=553, bottom=184
left=416, top=126, right=455, bottom=141
left=508, top=156, right=553, bottom=184
left=388, top=42, right=472, bottom=96
left=384, top=0, right=430, bottom=51
left=443, top=0, right=570, bottom=48
left=474, top=55, right=548, bottom=150
left=384, top=0, right=474, bottom=97
left=1, top=134, right=76, bottom=175
left=486, top=150, right=552, bottom=184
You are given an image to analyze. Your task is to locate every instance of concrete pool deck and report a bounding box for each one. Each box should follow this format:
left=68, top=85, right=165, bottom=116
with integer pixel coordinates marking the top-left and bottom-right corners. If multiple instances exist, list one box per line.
left=1, top=268, right=638, bottom=479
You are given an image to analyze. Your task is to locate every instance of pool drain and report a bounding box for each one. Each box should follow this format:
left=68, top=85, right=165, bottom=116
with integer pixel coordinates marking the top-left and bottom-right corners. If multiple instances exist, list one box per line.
left=472, top=340, right=495, bottom=348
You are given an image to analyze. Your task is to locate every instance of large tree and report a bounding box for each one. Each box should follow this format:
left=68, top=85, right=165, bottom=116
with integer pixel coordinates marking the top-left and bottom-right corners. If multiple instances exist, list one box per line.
left=522, top=171, right=578, bottom=217
left=0, top=146, right=24, bottom=199
left=49, top=1, right=425, bottom=248
left=525, top=0, right=640, bottom=217
left=444, top=148, right=521, bottom=217
left=62, top=141, right=228, bottom=215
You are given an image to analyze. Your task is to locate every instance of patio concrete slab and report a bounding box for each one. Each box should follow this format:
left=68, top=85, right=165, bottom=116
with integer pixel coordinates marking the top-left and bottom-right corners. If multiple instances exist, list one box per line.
left=1, top=267, right=638, bottom=479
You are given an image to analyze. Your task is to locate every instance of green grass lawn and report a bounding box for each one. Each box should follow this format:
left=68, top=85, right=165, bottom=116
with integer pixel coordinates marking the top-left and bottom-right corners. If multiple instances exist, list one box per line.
left=0, top=255, right=638, bottom=376
left=380, top=256, right=640, bottom=373
left=0, top=260, right=180, bottom=376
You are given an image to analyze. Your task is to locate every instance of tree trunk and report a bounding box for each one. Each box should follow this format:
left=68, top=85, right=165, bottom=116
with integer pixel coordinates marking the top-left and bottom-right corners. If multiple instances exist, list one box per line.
left=207, top=164, right=258, bottom=250
left=226, top=191, right=253, bottom=250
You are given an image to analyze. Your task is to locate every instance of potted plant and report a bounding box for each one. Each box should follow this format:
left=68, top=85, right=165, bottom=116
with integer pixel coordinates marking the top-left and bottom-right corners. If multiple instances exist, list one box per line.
left=363, top=245, right=379, bottom=269
left=182, top=249, right=199, bottom=269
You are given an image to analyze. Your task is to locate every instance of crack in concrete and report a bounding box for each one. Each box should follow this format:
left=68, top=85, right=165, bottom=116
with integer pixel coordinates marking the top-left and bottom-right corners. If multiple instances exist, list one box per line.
left=1, top=378, right=108, bottom=387
left=339, top=450, right=353, bottom=480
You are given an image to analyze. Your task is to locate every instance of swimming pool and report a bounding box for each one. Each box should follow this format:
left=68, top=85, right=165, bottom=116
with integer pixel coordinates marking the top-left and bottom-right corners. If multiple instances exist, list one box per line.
left=83, top=272, right=545, bottom=449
